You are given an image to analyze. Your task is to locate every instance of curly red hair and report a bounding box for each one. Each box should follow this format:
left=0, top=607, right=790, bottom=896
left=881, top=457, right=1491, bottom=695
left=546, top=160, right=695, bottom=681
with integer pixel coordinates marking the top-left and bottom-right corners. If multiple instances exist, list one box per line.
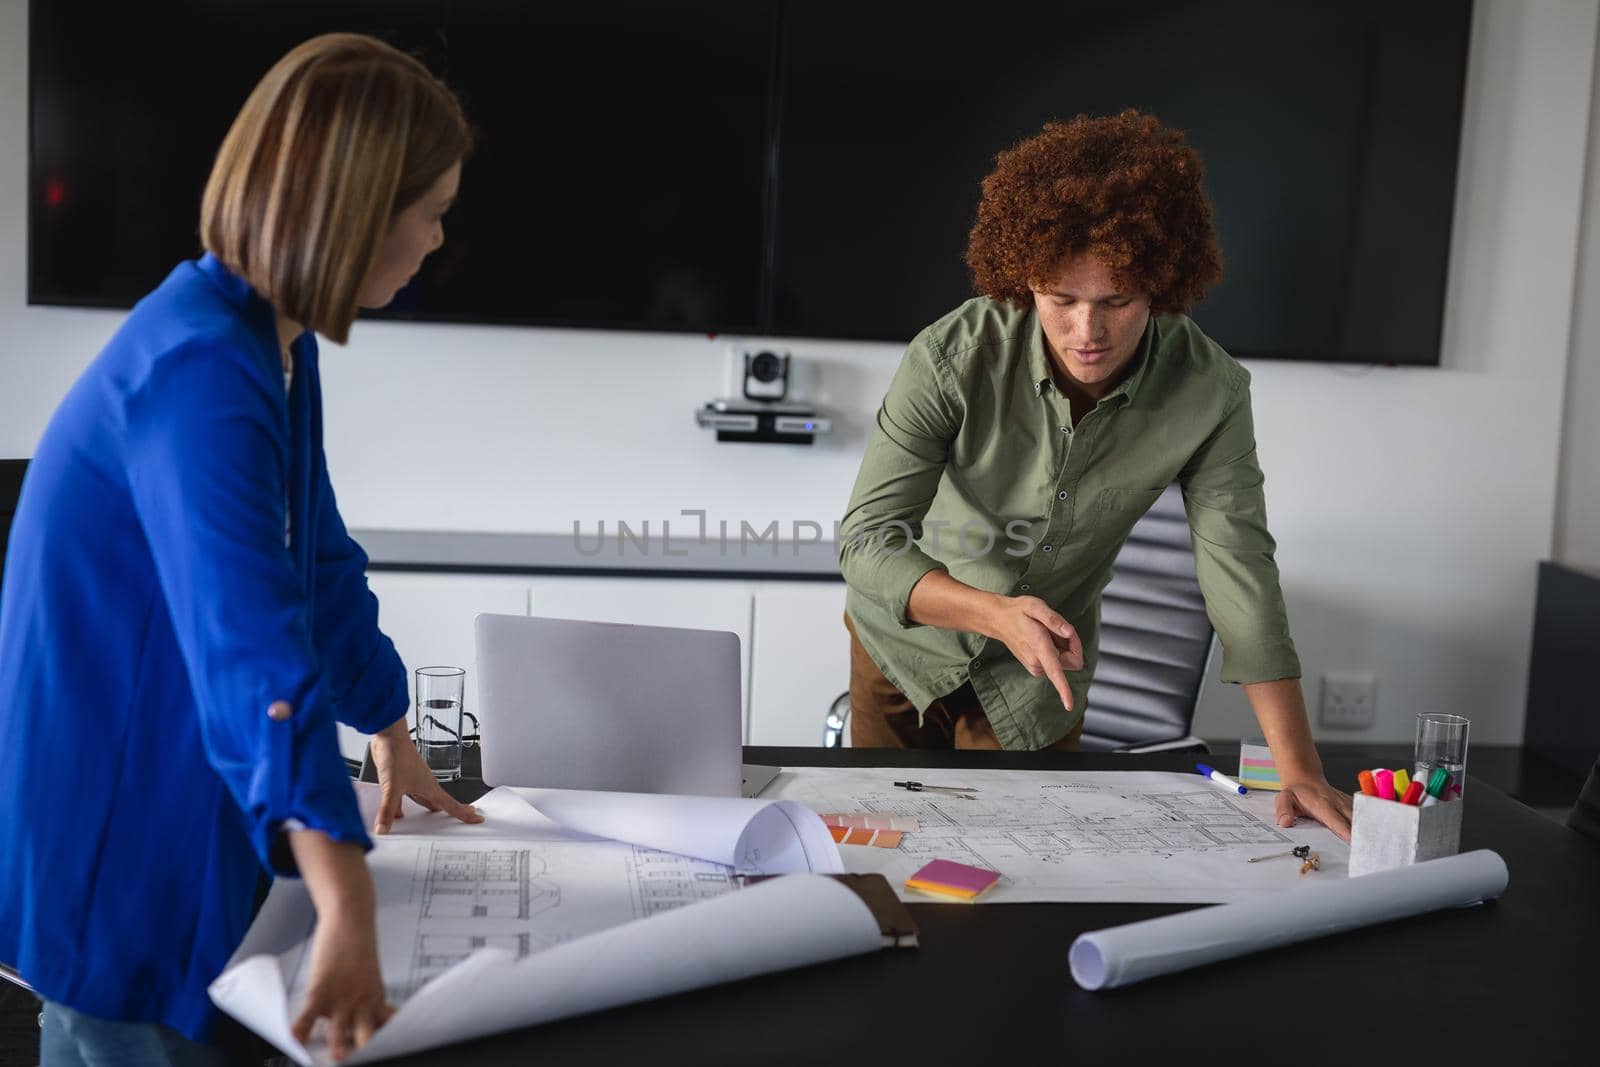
left=965, top=110, right=1222, bottom=313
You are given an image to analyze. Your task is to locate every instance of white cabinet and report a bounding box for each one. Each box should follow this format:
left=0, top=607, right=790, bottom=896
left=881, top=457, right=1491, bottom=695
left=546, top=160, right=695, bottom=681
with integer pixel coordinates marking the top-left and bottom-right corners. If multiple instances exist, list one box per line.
left=529, top=577, right=755, bottom=735
left=749, top=583, right=851, bottom=746
left=344, top=573, right=530, bottom=763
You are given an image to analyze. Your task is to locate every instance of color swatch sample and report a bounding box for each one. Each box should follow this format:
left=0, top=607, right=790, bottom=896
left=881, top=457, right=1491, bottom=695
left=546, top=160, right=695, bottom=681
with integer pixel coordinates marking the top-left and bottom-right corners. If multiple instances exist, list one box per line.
left=904, top=859, right=1002, bottom=901
left=829, top=826, right=904, bottom=849
left=1238, top=738, right=1282, bottom=791
left=820, top=813, right=920, bottom=832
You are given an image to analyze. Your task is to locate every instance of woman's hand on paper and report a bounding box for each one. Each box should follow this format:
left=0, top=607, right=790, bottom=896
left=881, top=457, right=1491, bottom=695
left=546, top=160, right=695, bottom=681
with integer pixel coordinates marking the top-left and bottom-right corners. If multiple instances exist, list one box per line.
left=369, top=718, right=485, bottom=835
left=1274, top=776, right=1354, bottom=842
left=286, top=831, right=394, bottom=1061
left=291, top=898, right=394, bottom=1061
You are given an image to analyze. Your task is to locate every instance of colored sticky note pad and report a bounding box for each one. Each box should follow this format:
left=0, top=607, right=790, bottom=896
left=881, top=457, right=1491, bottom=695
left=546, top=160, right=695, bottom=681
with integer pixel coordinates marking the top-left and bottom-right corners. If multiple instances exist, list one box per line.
left=904, top=859, right=1001, bottom=901
left=820, top=813, right=920, bottom=832
left=829, top=826, right=904, bottom=849
left=1238, top=738, right=1282, bottom=792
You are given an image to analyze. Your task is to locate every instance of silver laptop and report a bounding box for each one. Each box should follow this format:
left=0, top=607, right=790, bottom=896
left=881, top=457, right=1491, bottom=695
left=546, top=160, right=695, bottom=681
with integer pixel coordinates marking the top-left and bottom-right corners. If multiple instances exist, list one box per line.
left=475, top=613, right=745, bottom=796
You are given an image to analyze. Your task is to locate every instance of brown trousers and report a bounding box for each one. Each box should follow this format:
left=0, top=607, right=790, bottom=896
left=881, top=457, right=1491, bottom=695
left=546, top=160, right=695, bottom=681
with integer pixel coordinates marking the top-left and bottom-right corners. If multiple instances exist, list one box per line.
left=845, top=613, right=1083, bottom=751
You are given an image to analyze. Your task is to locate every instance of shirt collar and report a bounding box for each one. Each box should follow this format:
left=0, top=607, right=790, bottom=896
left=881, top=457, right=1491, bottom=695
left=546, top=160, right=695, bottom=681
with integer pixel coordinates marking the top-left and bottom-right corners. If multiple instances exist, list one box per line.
left=196, top=251, right=258, bottom=312
left=1104, top=315, right=1157, bottom=405
left=1028, top=307, right=1054, bottom=398
left=1029, top=310, right=1158, bottom=407
left=196, top=251, right=312, bottom=359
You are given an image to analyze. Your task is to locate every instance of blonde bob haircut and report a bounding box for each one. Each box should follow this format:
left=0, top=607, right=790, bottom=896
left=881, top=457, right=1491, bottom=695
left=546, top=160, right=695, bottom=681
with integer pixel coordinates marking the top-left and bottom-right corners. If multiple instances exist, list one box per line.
left=200, top=33, right=470, bottom=344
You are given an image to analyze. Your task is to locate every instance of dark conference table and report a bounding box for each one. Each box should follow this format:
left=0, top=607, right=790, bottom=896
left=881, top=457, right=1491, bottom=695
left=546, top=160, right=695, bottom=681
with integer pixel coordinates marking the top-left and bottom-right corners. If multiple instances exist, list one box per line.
left=371, top=746, right=1596, bottom=1063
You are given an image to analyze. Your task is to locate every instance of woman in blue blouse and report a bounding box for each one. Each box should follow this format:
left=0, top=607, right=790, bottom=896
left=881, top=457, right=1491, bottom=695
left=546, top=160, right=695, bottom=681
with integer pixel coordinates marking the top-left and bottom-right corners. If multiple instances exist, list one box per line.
left=0, top=34, right=483, bottom=1064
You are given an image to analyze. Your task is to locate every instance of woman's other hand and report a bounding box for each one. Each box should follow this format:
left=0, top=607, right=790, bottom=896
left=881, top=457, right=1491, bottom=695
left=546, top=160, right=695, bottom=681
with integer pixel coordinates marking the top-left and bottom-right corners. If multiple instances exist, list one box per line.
left=368, top=718, right=485, bottom=835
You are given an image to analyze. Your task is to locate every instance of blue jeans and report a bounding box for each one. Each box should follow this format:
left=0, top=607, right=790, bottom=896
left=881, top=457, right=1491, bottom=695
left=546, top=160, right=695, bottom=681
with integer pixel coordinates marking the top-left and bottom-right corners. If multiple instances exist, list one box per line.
left=40, top=1002, right=228, bottom=1067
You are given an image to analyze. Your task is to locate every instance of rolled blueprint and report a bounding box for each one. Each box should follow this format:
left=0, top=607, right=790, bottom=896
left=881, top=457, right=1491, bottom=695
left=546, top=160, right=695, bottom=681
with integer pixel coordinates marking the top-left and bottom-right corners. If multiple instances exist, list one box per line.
left=511, top=785, right=843, bottom=873
left=1069, top=849, right=1508, bottom=990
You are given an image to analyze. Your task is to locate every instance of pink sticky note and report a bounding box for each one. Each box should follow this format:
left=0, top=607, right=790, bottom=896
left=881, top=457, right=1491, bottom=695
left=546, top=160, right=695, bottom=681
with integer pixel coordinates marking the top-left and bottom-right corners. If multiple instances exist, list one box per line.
left=905, top=858, right=1001, bottom=899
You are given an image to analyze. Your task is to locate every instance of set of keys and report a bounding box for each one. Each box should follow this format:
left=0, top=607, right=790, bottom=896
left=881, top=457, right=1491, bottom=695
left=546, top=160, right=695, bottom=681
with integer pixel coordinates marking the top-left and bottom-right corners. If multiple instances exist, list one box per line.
left=1247, top=844, right=1321, bottom=874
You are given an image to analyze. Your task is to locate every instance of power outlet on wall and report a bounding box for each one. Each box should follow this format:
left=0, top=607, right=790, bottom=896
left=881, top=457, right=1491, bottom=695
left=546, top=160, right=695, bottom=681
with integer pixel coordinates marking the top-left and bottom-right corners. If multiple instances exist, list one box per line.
left=1320, top=670, right=1377, bottom=729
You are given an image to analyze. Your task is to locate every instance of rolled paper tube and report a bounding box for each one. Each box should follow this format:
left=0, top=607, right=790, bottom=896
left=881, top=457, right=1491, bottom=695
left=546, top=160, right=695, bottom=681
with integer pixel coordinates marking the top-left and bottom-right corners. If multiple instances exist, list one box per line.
left=1374, top=769, right=1396, bottom=801
left=1068, top=850, right=1509, bottom=991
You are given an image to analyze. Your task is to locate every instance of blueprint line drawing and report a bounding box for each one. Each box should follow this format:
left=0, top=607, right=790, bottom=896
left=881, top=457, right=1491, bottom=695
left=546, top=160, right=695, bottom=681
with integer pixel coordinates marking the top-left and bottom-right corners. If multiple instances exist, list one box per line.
left=214, top=785, right=855, bottom=1065
left=422, top=848, right=549, bottom=919
left=408, top=932, right=531, bottom=1000
left=764, top=768, right=1351, bottom=904
left=283, top=837, right=743, bottom=1006
left=404, top=846, right=563, bottom=994
left=627, top=845, right=737, bottom=916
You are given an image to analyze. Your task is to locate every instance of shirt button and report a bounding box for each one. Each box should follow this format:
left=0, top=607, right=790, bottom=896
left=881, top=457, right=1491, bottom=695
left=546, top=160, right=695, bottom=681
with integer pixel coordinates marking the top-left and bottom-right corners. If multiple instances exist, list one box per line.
left=267, top=700, right=293, bottom=721
left=1041, top=544, right=1053, bottom=553
left=1057, top=491, right=1068, bottom=501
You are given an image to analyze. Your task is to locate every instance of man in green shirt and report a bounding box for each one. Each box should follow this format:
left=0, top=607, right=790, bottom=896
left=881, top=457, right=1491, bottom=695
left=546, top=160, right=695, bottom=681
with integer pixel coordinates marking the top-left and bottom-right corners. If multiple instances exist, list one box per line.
left=839, top=110, right=1352, bottom=840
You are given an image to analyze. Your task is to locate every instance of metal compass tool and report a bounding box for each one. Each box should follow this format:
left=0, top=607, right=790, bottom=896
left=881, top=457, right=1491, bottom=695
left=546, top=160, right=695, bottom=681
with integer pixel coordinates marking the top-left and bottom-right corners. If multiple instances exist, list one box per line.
left=1247, top=844, right=1312, bottom=863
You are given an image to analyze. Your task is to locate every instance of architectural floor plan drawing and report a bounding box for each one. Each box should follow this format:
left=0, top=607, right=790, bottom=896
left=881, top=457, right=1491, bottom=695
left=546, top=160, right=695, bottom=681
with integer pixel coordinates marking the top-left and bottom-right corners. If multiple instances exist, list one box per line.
left=422, top=847, right=547, bottom=920
left=630, top=844, right=740, bottom=916
left=214, top=784, right=856, bottom=1064
left=279, top=837, right=739, bottom=1005
left=765, top=768, right=1352, bottom=903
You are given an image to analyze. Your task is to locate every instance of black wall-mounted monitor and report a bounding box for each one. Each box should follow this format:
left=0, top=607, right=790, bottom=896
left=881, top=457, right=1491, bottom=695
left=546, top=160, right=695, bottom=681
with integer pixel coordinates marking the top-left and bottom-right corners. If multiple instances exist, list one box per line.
left=29, top=0, right=1472, bottom=364
left=29, top=0, right=774, bottom=334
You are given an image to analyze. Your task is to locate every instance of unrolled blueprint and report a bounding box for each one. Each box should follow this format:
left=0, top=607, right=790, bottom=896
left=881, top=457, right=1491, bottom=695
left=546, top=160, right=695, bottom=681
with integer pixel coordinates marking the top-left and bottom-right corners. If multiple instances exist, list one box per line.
left=764, top=767, right=1352, bottom=903
left=210, top=785, right=873, bottom=1065
left=272, top=836, right=738, bottom=1006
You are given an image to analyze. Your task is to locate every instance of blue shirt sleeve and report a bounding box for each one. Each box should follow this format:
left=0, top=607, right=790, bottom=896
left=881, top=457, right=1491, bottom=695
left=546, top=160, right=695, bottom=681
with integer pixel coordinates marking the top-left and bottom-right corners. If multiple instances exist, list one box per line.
left=311, top=462, right=409, bottom=735
left=124, top=339, right=371, bottom=875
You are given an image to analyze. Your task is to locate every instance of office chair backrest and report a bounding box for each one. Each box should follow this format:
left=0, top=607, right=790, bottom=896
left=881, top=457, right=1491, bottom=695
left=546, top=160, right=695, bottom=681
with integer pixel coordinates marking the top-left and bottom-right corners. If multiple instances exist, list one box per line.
left=1080, top=483, right=1215, bottom=751
left=0, top=460, right=26, bottom=597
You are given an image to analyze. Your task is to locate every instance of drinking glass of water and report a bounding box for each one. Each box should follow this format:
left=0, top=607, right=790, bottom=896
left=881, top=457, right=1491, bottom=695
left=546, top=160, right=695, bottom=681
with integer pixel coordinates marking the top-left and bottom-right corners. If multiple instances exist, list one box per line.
left=1414, top=712, right=1470, bottom=799
left=414, top=666, right=466, bottom=782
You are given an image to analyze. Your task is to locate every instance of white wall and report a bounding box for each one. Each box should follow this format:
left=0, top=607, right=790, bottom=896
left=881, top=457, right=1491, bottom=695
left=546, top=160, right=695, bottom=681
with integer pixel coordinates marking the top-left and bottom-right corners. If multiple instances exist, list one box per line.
left=2, top=0, right=1594, bottom=745
left=1555, top=9, right=1600, bottom=576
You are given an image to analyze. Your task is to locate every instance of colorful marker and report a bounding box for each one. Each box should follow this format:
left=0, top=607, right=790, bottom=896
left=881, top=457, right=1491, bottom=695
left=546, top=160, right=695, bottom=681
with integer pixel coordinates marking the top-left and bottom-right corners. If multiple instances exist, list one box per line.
left=1392, top=769, right=1411, bottom=798
left=1401, top=780, right=1424, bottom=805
left=1374, top=768, right=1396, bottom=801
left=1357, top=770, right=1378, bottom=796
left=1421, top=766, right=1453, bottom=807
left=1195, top=763, right=1248, bottom=795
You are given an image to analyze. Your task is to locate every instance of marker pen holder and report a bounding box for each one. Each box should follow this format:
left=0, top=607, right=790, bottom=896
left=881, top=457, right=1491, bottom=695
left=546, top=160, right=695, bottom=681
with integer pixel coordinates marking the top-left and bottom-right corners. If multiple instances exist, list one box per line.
left=1348, top=792, right=1463, bottom=877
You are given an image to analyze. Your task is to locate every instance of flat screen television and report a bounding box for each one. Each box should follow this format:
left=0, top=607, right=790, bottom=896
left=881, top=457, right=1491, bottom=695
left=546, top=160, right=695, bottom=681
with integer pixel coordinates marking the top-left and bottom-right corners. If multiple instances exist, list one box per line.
left=29, top=0, right=1472, bottom=364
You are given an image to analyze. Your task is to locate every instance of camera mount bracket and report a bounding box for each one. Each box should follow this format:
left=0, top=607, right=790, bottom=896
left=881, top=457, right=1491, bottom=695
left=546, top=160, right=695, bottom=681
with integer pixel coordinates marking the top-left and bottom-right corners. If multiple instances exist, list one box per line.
left=694, top=398, right=833, bottom=445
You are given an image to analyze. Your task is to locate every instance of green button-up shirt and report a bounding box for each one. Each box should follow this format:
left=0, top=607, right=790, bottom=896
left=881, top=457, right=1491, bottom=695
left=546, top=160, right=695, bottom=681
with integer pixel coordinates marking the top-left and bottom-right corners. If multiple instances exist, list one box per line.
left=839, top=297, right=1300, bottom=749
